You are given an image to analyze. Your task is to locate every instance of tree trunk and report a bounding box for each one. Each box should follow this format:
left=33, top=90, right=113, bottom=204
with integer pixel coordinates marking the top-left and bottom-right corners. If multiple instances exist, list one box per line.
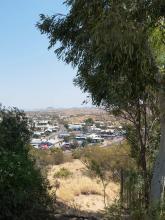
left=137, top=100, right=149, bottom=207
left=140, top=143, right=150, bottom=207
left=101, top=180, right=107, bottom=208
left=120, top=169, right=124, bottom=205
left=150, top=86, right=165, bottom=205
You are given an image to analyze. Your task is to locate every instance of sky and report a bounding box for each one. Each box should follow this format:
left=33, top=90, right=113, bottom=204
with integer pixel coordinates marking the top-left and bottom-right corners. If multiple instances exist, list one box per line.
left=0, top=0, right=91, bottom=110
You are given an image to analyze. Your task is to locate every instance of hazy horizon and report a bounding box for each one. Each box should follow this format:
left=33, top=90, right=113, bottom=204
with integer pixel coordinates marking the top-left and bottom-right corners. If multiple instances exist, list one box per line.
left=23, top=105, right=96, bottom=112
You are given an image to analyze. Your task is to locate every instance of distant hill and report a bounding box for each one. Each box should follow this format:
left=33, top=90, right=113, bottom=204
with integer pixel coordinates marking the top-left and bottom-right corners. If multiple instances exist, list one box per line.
left=26, top=106, right=106, bottom=116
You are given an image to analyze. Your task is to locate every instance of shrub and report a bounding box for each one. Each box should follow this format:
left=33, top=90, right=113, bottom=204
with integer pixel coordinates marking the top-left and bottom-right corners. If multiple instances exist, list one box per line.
left=0, top=109, right=50, bottom=220
left=84, top=118, right=94, bottom=125
left=0, top=147, right=51, bottom=220
left=54, top=167, right=72, bottom=179
left=81, top=144, right=135, bottom=208
left=72, top=148, right=83, bottom=159
left=0, top=107, right=53, bottom=219
left=51, top=148, right=64, bottom=165
left=29, top=147, right=64, bottom=167
left=104, top=203, right=123, bottom=220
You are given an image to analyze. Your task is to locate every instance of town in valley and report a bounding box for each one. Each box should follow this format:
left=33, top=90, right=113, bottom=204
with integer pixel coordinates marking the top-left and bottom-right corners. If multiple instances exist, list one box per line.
left=27, top=108, right=126, bottom=151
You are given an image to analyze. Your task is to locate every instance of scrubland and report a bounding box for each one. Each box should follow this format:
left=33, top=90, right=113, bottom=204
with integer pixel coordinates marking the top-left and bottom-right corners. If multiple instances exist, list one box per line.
left=48, top=159, right=119, bottom=212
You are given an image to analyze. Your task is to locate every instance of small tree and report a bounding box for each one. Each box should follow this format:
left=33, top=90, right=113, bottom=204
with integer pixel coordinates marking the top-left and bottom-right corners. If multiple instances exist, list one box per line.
left=63, top=136, right=70, bottom=143
left=84, top=118, right=94, bottom=125
left=82, top=147, right=111, bottom=207
left=81, top=144, right=134, bottom=207
left=64, top=123, right=69, bottom=130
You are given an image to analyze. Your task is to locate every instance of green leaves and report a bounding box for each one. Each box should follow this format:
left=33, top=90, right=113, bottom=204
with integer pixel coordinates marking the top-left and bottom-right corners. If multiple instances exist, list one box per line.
left=0, top=107, right=52, bottom=219
left=37, top=0, right=161, bottom=110
left=0, top=107, right=31, bottom=153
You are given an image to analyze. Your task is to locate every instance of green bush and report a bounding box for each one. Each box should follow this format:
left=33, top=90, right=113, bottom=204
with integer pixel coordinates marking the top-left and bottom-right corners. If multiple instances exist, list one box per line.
left=54, top=167, right=72, bottom=179
left=104, top=196, right=165, bottom=220
left=0, top=148, right=52, bottom=220
left=104, top=203, right=123, bottom=220
left=72, top=148, right=83, bottom=159
left=51, top=148, right=64, bottom=165
left=29, top=147, right=64, bottom=167
left=0, top=107, right=53, bottom=219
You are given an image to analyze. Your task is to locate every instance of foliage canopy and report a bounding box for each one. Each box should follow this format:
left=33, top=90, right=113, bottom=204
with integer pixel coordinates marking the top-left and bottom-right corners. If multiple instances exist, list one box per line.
left=37, top=0, right=164, bottom=110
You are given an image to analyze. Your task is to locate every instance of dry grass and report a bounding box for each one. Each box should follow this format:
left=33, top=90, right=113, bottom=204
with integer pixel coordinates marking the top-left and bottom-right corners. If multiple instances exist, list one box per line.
left=47, top=159, right=119, bottom=212
left=57, top=177, right=102, bottom=201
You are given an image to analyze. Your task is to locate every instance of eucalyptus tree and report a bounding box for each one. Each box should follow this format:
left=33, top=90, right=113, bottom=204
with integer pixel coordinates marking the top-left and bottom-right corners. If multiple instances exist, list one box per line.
left=37, top=0, right=165, bottom=205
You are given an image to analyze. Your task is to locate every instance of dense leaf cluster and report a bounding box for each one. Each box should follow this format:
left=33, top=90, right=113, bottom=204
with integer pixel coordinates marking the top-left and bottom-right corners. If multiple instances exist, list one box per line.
left=37, top=0, right=164, bottom=110
left=0, top=107, right=52, bottom=220
left=37, top=0, right=165, bottom=212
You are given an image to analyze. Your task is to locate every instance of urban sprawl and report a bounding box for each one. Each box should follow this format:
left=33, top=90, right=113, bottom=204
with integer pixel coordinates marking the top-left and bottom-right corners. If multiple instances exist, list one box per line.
left=27, top=108, right=126, bottom=150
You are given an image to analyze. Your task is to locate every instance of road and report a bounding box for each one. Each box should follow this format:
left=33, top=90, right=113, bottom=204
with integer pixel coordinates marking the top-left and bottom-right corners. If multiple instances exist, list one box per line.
left=46, top=124, right=68, bottom=145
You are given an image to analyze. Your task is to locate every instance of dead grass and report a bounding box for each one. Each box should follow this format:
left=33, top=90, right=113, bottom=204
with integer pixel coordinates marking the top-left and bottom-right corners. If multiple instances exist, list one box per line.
left=57, top=177, right=102, bottom=201
left=47, top=159, right=119, bottom=212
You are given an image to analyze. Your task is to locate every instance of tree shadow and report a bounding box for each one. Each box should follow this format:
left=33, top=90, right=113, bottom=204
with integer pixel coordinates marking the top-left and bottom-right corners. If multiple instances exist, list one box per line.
left=50, top=200, right=103, bottom=220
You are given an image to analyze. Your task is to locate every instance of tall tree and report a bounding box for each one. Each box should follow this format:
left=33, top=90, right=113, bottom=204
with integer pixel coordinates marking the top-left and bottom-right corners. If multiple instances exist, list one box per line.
left=37, top=0, right=165, bottom=205
left=149, top=21, right=165, bottom=204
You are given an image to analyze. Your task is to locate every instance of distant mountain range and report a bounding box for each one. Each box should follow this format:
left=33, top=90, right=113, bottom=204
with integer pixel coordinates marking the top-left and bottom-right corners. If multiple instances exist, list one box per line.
left=25, top=106, right=105, bottom=114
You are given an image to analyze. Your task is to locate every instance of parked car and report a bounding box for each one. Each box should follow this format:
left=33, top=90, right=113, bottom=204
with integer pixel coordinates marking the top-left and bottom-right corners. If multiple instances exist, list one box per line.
left=38, top=141, right=53, bottom=149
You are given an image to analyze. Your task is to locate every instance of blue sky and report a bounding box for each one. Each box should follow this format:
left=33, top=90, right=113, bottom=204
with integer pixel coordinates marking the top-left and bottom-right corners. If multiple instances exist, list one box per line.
left=0, top=0, right=91, bottom=110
